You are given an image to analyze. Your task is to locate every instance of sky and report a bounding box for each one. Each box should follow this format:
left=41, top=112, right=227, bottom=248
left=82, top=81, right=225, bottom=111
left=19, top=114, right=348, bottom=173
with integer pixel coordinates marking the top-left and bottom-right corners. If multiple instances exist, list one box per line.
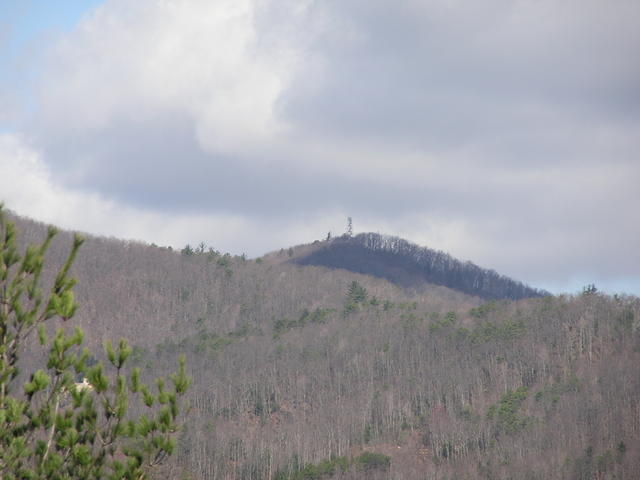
left=1, top=0, right=639, bottom=295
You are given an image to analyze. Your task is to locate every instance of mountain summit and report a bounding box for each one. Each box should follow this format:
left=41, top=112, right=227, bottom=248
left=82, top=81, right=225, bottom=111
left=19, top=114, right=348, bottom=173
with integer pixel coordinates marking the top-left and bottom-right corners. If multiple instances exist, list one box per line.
left=291, top=232, right=547, bottom=300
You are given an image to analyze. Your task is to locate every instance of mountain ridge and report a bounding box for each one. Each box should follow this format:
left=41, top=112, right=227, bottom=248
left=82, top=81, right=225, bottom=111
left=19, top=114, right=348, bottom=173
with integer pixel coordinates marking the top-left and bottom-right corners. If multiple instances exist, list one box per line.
left=5, top=209, right=639, bottom=480
left=290, top=232, right=548, bottom=300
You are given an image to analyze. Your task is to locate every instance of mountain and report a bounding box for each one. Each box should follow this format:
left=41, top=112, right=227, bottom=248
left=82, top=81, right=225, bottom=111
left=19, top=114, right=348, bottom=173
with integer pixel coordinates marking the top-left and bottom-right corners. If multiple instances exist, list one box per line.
left=289, top=233, right=547, bottom=300
left=6, top=210, right=640, bottom=480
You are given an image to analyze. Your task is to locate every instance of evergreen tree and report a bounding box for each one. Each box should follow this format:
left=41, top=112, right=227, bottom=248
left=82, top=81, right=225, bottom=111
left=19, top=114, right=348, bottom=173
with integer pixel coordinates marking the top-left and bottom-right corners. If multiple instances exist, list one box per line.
left=347, top=281, right=368, bottom=304
left=343, top=281, right=368, bottom=316
left=0, top=206, right=190, bottom=479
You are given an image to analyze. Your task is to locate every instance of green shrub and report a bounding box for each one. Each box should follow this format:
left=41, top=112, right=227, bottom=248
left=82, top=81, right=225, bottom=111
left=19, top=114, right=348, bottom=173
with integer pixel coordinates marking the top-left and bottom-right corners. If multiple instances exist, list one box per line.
left=469, top=301, right=498, bottom=319
left=354, top=451, right=391, bottom=471
left=275, top=455, right=349, bottom=480
left=487, top=386, right=532, bottom=434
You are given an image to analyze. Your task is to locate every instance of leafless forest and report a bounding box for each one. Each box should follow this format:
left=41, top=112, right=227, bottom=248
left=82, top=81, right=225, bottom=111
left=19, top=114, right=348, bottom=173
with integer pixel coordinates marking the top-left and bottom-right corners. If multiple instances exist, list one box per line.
left=11, top=212, right=640, bottom=479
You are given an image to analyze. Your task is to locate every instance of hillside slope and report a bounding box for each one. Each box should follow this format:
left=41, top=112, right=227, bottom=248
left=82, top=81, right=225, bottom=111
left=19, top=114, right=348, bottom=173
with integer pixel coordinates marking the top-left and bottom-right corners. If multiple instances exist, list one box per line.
left=290, top=233, right=547, bottom=300
left=8, top=211, right=640, bottom=480
left=7, top=213, right=479, bottom=351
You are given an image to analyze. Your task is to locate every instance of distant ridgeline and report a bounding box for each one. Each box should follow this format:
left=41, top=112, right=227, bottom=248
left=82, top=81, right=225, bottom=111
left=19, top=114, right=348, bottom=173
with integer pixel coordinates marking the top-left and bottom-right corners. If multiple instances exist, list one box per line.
left=293, top=233, right=548, bottom=300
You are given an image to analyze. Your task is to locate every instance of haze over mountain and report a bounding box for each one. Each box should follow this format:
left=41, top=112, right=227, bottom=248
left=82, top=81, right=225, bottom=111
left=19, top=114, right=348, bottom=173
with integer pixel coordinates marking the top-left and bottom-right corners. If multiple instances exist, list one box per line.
left=8, top=210, right=639, bottom=480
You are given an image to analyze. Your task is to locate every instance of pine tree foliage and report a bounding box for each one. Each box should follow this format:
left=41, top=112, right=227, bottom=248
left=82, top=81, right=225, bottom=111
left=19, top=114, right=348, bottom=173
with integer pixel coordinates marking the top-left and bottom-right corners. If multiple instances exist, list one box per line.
left=346, top=281, right=367, bottom=304
left=343, top=281, right=368, bottom=316
left=0, top=206, right=190, bottom=480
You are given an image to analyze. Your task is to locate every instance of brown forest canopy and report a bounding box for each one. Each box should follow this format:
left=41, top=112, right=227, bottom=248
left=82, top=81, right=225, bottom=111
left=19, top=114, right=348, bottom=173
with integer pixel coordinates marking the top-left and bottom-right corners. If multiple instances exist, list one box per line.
left=8, top=210, right=640, bottom=480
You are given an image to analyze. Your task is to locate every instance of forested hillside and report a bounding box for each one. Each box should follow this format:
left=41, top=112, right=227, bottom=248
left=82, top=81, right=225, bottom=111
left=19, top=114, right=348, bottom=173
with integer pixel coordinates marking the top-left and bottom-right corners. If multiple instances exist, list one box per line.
left=291, top=233, right=547, bottom=300
left=9, top=212, right=640, bottom=480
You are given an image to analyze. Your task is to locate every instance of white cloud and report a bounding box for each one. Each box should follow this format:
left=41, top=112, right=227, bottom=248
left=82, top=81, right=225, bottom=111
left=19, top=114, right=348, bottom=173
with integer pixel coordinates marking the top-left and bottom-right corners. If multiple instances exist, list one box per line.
left=36, top=0, right=305, bottom=156
left=0, top=134, right=232, bottom=251
left=1, top=0, right=638, bottom=293
left=0, top=133, right=349, bottom=255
